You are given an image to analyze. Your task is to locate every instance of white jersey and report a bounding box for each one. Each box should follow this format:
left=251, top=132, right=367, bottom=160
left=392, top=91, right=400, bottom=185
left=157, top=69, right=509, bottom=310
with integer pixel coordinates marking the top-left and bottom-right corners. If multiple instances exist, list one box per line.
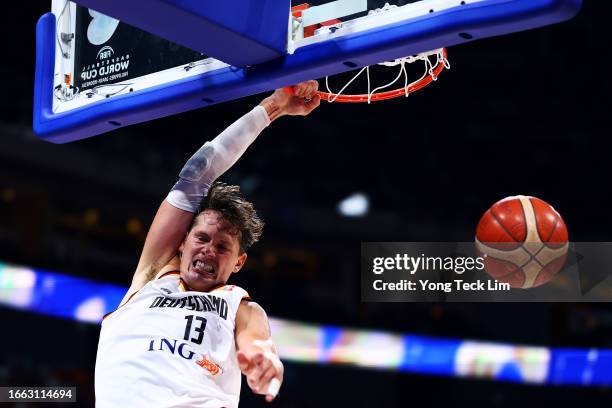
left=95, top=272, right=250, bottom=408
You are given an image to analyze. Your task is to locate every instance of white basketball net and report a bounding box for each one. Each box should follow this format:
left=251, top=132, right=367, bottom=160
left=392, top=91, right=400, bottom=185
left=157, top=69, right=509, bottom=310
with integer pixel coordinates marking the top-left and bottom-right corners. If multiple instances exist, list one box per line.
left=323, top=48, right=451, bottom=103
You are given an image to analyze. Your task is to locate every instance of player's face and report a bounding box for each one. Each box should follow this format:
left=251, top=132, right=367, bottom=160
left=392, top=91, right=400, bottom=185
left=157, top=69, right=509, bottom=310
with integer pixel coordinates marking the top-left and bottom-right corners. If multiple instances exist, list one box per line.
left=179, top=210, right=247, bottom=292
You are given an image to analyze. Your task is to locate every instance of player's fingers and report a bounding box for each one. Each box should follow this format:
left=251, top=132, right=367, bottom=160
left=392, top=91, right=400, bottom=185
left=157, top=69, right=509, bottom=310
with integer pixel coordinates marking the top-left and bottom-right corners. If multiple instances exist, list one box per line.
left=251, top=358, right=273, bottom=391
left=237, top=351, right=251, bottom=372
left=297, top=80, right=315, bottom=97
left=251, top=360, right=274, bottom=391
left=252, top=376, right=276, bottom=397
left=251, top=352, right=264, bottom=366
left=246, top=353, right=268, bottom=388
left=302, top=83, right=314, bottom=99
left=247, top=370, right=263, bottom=389
left=312, top=94, right=321, bottom=107
left=303, top=94, right=321, bottom=114
left=255, top=365, right=277, bottom=392
left=266, top=378, right=281, bottom=402
left=304, top=80, right=318, bottom=99
left=246, top=374, right=255, bottom=386
left=294, top=83, right=306, bottom=98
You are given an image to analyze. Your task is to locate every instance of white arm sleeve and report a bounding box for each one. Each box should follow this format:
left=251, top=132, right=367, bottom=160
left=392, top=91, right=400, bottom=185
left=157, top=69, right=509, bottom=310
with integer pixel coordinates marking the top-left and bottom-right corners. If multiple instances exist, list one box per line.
left=166, top=105, right=271, bottom=212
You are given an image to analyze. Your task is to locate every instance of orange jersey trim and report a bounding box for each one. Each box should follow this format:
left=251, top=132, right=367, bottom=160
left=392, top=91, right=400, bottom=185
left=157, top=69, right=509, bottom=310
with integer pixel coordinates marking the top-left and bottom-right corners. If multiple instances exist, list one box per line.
left=208, top=283, right=226, bottom=292
left=178, top=278, right=191, bottom=292
left=157, top=270, right=180, bottom=280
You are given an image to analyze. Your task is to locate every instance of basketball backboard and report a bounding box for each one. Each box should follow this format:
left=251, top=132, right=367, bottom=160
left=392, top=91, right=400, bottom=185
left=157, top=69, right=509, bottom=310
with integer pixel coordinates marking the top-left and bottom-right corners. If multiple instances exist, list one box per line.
left=34, top=0, right=582, bottom=143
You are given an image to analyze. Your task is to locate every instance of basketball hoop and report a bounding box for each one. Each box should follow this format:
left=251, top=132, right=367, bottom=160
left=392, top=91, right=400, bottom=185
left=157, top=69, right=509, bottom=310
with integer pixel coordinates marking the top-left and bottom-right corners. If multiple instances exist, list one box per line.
left=324, top=48, right=449, bottom=103
left=285, top=48, right=449, bottom=103
left=285, top=48, right=450, bottom=103
left=287, top=3, right=450, bottom=104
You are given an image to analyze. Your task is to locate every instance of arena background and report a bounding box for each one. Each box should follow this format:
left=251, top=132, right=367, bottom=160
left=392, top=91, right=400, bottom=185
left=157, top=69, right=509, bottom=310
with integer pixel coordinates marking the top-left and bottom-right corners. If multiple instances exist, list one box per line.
left=1, top=1, right=611, bottom=406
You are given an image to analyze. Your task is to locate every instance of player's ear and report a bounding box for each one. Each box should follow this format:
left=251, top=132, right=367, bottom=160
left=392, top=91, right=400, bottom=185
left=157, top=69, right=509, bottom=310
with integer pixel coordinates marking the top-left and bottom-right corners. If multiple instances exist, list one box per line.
left=233, top=253, right=247, bottom=273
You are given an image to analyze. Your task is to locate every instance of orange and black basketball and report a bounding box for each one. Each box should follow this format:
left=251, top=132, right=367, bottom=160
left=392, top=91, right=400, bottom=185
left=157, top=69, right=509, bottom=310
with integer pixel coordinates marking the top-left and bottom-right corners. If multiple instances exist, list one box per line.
left=475, top=196, right=568, bottom=289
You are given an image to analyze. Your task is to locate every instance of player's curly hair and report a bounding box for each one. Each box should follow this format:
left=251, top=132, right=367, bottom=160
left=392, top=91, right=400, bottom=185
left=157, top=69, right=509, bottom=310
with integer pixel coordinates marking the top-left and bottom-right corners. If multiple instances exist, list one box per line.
left=195, top=182, right=264, bottom=252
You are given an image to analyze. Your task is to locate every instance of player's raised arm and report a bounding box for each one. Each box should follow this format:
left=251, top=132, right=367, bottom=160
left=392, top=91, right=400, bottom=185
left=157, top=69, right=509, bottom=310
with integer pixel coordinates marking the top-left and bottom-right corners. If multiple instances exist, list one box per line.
left=127, top=108, right=269, bottom=299
left=235, top=301, right=283, bottom=402
left=123, top=81, right=321, bottom=302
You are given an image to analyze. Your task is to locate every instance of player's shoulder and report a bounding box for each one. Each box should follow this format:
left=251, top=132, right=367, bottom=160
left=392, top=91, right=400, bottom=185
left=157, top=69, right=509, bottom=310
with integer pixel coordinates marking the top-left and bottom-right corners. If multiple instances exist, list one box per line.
left=235, top=299, right=269, bottom=331
left=211, top=284, right=248, bottom=295
left=210, top=284, right=251, bottom=303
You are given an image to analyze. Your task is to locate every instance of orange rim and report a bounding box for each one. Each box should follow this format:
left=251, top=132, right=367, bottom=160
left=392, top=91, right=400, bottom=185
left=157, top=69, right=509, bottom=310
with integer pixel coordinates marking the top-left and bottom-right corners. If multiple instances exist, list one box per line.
left=285, top=49, right=448, bottom=103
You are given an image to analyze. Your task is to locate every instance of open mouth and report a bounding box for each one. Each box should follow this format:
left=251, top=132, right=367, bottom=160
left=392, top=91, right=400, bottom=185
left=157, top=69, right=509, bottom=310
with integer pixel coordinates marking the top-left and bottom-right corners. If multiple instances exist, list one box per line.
left=192, top=259, right=215, bottom=277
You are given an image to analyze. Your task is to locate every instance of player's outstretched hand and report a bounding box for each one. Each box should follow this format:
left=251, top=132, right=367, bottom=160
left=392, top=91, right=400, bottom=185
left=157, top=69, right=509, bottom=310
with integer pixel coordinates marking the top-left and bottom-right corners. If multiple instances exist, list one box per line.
left=260, top=80, right=321, bottom=120
left=237, top=348, right=284, bottom=402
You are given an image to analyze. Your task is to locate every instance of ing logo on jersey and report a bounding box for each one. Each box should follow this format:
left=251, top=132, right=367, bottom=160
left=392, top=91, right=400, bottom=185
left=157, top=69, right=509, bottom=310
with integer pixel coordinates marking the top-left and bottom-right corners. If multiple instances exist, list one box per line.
left=147, top=338, right=223, bottom=377
left=148, top=338, right=196, bottom=360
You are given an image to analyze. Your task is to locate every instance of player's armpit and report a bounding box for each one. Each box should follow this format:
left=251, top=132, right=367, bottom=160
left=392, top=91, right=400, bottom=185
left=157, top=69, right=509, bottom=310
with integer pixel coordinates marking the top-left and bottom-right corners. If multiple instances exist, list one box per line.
left=119, top=256, right=181, bottom=307
left=130, top=201, right=193, bottom=291
left=235, top=301, right=283, bottom=402
left=130, top=102, right=273, bottom=293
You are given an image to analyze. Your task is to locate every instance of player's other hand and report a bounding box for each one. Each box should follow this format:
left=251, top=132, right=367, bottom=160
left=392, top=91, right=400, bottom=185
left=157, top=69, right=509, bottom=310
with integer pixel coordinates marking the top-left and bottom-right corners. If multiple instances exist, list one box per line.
left=237, top=348, right=284, bottom=402
left=261, top=80, right=321, bottom=120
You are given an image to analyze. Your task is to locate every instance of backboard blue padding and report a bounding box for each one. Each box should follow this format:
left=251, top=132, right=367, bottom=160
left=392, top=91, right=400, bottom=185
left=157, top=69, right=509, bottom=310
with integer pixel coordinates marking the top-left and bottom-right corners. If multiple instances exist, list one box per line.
left=34, top=0, right=582, bottom=143
left=73, top=0, right=289, bottom=67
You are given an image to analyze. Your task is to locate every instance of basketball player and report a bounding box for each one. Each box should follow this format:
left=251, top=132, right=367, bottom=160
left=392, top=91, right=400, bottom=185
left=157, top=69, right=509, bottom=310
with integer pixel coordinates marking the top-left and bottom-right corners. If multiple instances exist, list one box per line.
left=95, top=81, right=321, bottom=407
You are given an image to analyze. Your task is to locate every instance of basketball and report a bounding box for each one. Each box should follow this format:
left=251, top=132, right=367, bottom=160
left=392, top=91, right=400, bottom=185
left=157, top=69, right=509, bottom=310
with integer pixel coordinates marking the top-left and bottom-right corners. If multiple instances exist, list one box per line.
left=475, top=196, right=569, bottom=289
